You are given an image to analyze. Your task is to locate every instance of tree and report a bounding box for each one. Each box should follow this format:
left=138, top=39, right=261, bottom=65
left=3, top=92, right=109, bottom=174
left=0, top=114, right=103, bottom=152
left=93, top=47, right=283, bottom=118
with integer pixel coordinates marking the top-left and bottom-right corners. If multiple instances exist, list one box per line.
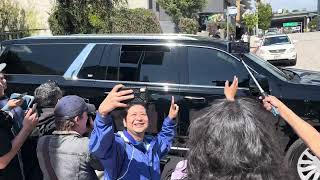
left=242, top=12, right=258, bottom=34
left=257, top=3, right=272, bottom=31
left=49, top=3, right=161, bottom=35
left=157, top=0, right=206, bottom=27
left=0, top=0, right=40, bottom=35
left=308, top=17, right=319, bottom=31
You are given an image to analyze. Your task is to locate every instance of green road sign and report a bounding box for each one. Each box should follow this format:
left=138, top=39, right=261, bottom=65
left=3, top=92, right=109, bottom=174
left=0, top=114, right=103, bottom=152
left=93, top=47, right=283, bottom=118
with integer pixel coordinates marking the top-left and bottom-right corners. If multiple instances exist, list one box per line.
left=283, top=22, right=299, bottom=27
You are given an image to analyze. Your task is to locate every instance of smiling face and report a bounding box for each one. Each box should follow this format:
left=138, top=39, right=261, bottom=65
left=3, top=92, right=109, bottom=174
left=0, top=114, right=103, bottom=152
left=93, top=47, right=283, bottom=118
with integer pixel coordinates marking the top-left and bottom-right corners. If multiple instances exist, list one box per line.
left=123, top=104, right=149, bottom=141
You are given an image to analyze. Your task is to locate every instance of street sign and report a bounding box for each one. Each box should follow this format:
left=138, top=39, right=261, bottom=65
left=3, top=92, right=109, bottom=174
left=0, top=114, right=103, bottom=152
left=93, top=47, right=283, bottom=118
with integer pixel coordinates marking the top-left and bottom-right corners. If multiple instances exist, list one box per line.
left=227, top=6, right=237, bottom=16
left=283, top=22, right=299, bottom=27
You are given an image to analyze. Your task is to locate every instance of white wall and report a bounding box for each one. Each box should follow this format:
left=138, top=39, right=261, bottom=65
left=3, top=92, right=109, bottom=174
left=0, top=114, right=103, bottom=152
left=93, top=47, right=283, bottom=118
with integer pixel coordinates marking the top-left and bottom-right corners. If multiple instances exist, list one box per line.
left=126, top=0, right=149, bottom=9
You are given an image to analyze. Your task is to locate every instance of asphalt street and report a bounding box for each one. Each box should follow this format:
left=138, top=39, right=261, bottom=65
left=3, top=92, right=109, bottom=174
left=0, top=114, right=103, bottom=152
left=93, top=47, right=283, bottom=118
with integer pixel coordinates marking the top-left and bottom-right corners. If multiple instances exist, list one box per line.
left=288, top=32, right=320, bottom=72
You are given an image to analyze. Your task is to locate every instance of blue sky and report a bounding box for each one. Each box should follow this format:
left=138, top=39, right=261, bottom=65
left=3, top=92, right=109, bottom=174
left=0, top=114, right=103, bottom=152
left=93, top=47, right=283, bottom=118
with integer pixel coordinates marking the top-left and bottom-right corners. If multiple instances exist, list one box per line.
left=263, top=0, right=318, bottom=11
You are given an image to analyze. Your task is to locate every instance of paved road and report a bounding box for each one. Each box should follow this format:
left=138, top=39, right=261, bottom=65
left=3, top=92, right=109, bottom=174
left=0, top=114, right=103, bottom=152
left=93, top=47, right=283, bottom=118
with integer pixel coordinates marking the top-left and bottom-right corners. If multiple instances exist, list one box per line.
left=288, top=32, right=320, bottom=72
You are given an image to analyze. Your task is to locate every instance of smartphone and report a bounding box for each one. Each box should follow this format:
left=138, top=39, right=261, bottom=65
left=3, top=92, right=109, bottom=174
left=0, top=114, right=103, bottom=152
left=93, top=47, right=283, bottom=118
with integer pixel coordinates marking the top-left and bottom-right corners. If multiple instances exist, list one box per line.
left=9, top=93, right=35, bottom=111
left=119, top=86, right=148, bottom=104
left=10, top=92, right=27, bottom=100
left=31, top=103, right=38, bottom=113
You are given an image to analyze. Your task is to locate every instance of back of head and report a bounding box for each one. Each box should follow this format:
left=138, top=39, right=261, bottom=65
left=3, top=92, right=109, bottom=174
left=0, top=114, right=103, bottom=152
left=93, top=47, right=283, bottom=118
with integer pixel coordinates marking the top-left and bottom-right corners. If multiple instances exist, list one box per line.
left=34, top=80, right=62, bottom=108
left=187, top=98, right=293, bottom=180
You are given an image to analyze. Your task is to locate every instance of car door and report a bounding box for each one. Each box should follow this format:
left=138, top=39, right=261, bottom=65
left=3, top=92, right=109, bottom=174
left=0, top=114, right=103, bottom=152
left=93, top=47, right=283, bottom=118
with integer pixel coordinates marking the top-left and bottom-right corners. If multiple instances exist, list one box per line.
left=177, top=46, right=251, bottom=136
left=93, top=44, right=184, bottom=134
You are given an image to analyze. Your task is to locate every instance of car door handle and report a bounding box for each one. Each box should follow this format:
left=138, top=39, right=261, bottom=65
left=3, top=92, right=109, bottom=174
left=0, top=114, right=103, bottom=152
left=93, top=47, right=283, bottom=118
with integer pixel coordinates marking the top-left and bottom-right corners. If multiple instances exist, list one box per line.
left=183, top=96, right=206, bottom=102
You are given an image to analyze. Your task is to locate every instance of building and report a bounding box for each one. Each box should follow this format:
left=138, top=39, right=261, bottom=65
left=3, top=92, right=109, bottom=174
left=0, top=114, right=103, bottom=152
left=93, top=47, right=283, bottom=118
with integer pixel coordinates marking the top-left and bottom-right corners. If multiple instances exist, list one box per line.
left=126, top=0, right=236, bottom=33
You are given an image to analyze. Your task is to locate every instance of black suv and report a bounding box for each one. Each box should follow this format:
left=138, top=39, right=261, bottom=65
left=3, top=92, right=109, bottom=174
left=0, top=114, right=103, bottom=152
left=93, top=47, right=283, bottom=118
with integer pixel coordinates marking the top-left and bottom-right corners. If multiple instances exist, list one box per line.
left=1, top=35, right=320, bottom=179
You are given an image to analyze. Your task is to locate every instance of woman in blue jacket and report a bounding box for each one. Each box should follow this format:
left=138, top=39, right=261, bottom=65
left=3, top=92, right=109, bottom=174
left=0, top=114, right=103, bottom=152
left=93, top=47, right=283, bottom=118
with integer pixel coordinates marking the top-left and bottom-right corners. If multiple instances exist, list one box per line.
left=89, top=84, right=179, bottom=180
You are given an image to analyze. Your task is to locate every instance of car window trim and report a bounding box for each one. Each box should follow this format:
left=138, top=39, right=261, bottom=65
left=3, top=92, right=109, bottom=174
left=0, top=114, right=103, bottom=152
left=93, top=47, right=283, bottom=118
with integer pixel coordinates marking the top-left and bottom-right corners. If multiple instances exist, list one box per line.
left=63, top=43, right=95, bottom=79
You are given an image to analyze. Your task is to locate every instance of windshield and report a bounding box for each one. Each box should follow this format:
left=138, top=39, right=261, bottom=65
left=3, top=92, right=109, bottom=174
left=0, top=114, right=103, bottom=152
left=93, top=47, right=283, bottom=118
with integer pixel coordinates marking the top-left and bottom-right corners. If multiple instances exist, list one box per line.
left=263, top=36, right=291, bottom=46
left=245, top=53, right=290, bottom=80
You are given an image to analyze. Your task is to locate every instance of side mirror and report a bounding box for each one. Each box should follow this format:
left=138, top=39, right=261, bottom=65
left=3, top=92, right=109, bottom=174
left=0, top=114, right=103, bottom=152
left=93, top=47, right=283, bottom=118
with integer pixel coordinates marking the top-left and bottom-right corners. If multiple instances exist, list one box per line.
left=249, top=74, right=269, bottom=96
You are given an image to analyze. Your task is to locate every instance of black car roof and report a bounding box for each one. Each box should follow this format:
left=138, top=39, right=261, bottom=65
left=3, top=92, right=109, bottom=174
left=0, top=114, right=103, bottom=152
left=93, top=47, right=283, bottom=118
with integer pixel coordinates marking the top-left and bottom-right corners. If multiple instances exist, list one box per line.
left=1, top=34, right=229, bottom=51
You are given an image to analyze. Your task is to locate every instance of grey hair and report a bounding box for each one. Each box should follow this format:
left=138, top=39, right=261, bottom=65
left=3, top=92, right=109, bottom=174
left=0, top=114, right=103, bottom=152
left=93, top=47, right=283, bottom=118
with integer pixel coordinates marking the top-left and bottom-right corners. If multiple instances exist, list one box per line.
left=34, top=81, right=62, bottom=108
left=187, top=98, right=295, bottom=180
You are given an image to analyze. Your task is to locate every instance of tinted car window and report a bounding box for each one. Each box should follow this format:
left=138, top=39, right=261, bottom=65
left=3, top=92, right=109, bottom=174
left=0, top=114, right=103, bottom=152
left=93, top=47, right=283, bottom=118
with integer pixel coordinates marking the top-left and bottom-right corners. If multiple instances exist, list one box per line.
left=0, top=44, right=86, bottom=75
left=78, top=45, right=105, bottom=79
left=263, top=36, right=290, bottom=46
left=119, top=45, right=179, bottom=83
left=188, top=47, right=249, bottom=87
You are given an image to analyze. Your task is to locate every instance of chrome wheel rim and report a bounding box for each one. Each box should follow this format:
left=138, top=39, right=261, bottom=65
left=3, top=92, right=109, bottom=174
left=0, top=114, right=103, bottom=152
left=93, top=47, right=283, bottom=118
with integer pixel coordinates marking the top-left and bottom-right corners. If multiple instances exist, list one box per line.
left=297, top=148, right=320, bottom=180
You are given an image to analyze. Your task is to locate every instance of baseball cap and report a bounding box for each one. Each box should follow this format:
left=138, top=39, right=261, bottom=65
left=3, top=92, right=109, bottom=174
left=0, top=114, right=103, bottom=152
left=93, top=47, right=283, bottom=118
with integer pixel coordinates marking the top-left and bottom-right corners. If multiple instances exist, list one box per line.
left=54, top=95, right=91, bottom=121
left=0, top=63, right=6, bottom=72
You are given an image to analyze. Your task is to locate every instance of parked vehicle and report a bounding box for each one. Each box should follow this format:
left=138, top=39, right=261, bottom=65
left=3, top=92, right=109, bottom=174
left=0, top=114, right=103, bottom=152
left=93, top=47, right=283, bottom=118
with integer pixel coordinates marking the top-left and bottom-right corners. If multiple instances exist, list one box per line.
left=0, top=35, right=319, bottom=179
left=256, top=34, right=297, bottom=66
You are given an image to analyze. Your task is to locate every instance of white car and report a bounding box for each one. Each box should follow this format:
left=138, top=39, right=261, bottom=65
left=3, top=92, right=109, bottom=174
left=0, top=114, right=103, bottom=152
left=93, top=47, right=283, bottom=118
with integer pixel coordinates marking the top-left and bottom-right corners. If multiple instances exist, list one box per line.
left=256, top=34, right=297, bottom=66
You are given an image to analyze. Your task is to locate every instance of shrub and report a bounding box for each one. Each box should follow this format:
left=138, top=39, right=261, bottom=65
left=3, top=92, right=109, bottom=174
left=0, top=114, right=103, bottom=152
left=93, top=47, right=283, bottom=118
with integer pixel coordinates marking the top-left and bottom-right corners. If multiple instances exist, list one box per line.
left=49, top=5, right=162, bottom=35
left=112, top=8, right=162, bottom=33
left=178, top=18, right=199, bottom=34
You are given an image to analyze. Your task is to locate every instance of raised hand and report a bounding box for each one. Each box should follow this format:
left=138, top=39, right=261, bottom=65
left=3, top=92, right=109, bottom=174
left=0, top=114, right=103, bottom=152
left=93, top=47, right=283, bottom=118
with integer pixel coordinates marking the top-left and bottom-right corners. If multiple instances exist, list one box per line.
left=23, top=108, right=38, bottom=132
left=224, top=76, right=238, bottom=101
left=98, top=84, right=134, bottom=117
left=7, top=99, right=24, bottom=109
left=168, top=96, right=179, bottom=120
left=262, top=95, right=283, bottom=112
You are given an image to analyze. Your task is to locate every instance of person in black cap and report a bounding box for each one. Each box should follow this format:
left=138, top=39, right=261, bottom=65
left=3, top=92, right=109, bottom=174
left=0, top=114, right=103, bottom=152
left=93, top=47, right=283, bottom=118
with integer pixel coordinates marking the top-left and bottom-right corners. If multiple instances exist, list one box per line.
left=36, top=95, right=102, bottom=180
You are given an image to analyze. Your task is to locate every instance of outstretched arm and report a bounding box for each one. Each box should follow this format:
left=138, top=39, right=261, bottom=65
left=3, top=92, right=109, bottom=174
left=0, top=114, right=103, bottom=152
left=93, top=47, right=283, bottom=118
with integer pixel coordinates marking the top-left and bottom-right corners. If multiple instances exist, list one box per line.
left=156, top=96, right=179, bottom=158
left=89, top=85, right=134, bottom=177
left=89, top=84, right=134, bottom=158
left=0, top=109, right=38, bottom=169
left=263, top=96, right=320, bottom=158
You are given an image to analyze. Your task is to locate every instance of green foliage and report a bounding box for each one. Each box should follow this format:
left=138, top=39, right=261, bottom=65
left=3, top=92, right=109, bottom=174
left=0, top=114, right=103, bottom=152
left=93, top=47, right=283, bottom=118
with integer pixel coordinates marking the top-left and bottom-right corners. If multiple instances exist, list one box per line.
left=308, top=17, right=319, bottom=31
left=49, top=1, right=161, bottom=35
left=242, top=13, right=258, bottom=33
left=112, top=8, right=162, bottom=33
left=257, top=3, right=272, bottom=31
left=157, top=0, right=206, bottom=26
left=178, top=18, right=199, bottom=34
left=0, top=0, right=40, bottom=37
left=48, top=2, right=93, bottom=35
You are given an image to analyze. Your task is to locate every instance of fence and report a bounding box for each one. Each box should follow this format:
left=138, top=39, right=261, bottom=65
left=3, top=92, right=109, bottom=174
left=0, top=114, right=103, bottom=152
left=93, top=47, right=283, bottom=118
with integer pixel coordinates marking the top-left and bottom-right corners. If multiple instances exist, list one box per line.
left=0, top=29, right=50, bottom=42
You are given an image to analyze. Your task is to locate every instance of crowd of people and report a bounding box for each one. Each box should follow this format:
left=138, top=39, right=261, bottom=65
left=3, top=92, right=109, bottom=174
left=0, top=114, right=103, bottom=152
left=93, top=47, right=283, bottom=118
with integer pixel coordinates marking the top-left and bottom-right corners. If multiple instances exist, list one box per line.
left=1, top=62, right=320, bottom=180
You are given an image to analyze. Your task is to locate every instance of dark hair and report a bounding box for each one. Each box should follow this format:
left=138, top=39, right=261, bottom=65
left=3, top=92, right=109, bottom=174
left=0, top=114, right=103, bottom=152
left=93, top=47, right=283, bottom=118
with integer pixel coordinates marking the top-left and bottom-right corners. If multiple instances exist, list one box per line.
left=34, top=81, right=62, bottom=108
left=187, top=98, right=294, bottom=180
left=120, top=103, right=147, bottom=120
left=55, top=114, right=83, bottom=131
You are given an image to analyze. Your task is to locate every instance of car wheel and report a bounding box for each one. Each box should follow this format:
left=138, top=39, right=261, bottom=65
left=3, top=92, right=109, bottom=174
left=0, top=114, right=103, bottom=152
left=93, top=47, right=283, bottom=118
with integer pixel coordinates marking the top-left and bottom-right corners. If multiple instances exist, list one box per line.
left=289, top=58, right=297, bottom=66
left=161, top=156, right=185, bottom=180
left=284, top=139, right=320, bottom=179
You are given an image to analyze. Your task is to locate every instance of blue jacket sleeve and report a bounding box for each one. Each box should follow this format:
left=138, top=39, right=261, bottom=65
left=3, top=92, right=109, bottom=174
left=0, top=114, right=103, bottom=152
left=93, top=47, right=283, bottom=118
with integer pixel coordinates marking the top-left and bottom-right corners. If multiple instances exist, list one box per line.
left=156, top=117, right=176, bottom=159
left=89, top=113, right=125, bottom=163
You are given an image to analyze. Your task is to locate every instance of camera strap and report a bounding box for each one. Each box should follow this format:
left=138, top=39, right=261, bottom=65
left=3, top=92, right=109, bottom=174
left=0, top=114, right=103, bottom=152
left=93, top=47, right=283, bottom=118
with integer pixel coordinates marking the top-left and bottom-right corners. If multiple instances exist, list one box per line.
left=41, top=137, right=59, bottom=180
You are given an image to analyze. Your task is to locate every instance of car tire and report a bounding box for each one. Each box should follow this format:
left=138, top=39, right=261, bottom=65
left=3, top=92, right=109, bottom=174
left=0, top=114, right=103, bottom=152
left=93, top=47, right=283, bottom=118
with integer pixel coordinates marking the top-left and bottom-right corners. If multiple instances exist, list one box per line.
left=284, top=139, right=320, bottom=179
left=289, top=58, right=297, bottom=66
left=161, top=156, right=185, bottom=180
